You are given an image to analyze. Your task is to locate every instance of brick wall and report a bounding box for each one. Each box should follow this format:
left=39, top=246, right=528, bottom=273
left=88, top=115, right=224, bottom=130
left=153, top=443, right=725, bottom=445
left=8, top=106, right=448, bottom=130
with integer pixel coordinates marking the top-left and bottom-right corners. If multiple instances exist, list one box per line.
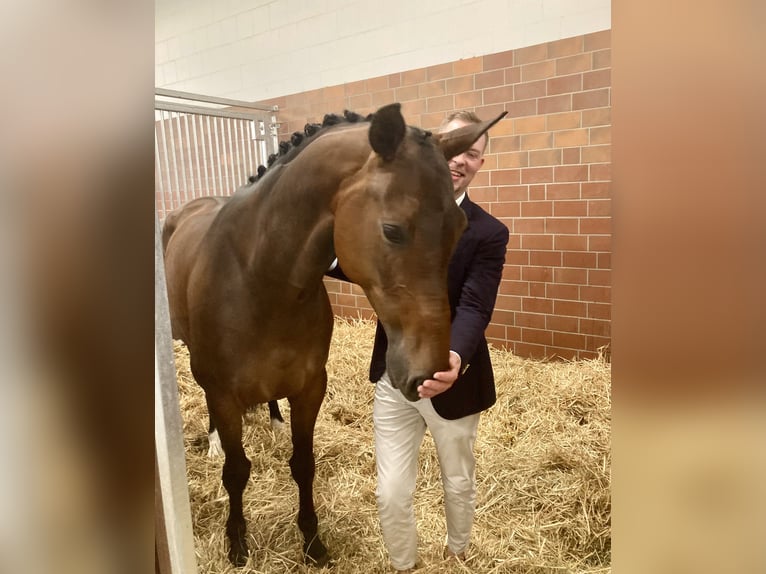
left=257, top=30, right=611, bottom=360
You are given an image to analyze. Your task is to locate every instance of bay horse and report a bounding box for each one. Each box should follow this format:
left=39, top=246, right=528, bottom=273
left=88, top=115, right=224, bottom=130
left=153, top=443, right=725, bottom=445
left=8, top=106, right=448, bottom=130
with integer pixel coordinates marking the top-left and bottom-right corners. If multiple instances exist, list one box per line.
left=162, top=103, right=505, bottom=567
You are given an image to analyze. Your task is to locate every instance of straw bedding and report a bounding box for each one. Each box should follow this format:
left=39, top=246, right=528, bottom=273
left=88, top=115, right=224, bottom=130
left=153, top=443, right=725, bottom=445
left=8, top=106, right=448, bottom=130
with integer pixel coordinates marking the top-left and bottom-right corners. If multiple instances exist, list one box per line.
left=174, top=317, right=611, bottom=573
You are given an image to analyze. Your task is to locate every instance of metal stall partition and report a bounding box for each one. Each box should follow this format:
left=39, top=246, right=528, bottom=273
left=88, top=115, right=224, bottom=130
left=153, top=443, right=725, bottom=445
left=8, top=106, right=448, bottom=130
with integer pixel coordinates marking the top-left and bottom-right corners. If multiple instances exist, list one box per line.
left=154, top=89, right=279, bottom=221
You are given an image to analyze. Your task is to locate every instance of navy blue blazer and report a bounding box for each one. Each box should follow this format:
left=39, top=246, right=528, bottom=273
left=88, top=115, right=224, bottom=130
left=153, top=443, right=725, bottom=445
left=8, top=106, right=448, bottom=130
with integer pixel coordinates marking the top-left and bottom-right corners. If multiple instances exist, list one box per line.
left=329, top=194, right=509, bottom=420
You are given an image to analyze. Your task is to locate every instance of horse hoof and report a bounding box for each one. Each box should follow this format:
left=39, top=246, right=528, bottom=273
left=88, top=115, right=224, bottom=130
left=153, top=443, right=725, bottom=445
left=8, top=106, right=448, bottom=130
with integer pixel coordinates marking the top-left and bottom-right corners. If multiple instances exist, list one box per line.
left=227, top=540, right=249, bottom=567
left=227, top=548, right=248, bottom=568
left=304, top=538, right=330, bottom=568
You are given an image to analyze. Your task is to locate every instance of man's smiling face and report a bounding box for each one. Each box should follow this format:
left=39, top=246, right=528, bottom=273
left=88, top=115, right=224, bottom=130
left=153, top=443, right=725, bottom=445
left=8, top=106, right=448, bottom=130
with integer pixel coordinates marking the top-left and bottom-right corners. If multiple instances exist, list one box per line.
left=442, top=118, right=486, bottom=198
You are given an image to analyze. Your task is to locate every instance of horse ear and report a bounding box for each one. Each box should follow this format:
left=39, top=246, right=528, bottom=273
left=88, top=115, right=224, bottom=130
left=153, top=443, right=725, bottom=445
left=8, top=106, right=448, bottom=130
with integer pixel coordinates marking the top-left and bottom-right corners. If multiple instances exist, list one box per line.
left=369, top=103, right=406, bottom=162
left=432, top=111, right=508, bottom=160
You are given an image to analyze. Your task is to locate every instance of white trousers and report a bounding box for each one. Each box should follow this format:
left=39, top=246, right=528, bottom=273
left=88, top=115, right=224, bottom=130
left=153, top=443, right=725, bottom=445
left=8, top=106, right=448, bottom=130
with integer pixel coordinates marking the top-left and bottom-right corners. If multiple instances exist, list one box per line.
left=373, top=373, right=480, bottom=571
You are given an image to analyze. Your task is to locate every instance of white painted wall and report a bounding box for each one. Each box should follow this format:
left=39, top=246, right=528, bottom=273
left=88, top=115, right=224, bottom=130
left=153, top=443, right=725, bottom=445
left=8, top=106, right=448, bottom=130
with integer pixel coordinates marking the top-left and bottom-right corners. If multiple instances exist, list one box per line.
left=155, top=0, right=610, bottom=101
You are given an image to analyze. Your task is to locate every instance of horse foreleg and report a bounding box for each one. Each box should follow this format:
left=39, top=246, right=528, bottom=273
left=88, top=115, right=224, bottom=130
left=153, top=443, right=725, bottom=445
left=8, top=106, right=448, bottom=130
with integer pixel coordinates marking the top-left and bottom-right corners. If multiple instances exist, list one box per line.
left=209, top=397, right=251, bottom=566
left=205, top=394, right=224, bottom=457
left=288, top=373, right=329, bottom=566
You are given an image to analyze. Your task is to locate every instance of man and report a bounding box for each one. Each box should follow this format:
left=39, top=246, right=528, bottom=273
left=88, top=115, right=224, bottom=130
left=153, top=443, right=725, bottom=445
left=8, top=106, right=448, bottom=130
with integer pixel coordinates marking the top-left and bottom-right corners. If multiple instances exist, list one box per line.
left=331, top=110, right=509, bottom=572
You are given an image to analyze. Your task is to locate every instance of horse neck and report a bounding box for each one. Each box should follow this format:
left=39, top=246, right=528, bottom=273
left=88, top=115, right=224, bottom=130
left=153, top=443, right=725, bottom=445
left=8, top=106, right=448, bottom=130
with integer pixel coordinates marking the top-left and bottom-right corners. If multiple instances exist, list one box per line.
left=227, top=125, right=372, bottom=291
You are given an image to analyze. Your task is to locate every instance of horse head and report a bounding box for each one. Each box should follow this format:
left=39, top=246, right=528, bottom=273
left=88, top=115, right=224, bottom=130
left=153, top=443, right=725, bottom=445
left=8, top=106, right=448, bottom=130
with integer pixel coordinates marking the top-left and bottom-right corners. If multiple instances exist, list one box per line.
left=333, top=103, right=505, bottom=401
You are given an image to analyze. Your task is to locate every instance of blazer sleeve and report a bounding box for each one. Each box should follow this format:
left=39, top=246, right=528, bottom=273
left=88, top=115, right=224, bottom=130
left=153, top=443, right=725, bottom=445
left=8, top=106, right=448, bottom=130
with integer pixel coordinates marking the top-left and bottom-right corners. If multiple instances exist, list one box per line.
left=449, top=221, right=509, bottom=364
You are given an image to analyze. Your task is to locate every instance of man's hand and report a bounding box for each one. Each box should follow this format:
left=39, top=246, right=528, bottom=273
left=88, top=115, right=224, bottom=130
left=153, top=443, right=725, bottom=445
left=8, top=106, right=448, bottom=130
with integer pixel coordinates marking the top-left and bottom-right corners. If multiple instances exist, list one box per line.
left=417, top=351, right=461, bottom=399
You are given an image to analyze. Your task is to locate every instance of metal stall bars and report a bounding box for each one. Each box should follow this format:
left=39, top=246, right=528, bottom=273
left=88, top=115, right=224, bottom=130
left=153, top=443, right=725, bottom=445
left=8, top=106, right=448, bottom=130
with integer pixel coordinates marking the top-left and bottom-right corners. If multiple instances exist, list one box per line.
left=154, top=89, right=279, bottom=221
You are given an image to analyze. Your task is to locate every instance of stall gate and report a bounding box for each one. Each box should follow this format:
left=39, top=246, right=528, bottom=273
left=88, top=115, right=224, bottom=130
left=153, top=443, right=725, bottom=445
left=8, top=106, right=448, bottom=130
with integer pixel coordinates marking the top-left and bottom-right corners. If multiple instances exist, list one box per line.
left=154, top=89, right=279, bottom=221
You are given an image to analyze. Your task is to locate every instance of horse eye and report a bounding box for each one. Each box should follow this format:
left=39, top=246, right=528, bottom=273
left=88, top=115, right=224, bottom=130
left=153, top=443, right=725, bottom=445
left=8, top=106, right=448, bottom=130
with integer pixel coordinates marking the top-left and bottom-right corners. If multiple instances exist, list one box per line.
left=382, top=223, right=406, bottom=245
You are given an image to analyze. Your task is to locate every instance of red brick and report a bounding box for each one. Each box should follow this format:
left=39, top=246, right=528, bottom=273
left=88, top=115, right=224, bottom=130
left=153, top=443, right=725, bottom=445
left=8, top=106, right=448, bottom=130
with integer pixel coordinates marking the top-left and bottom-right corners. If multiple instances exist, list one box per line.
left=553, top=198, right=587, bottom=215
left=497, top=185, right=529, bottom=201
left=419, top=80, right=446, bottom=98
left=553, top=331, right=587, bottom=349
left=491, top=135, right=521, bottom=153
left=581, top=285, right=611, bottom=304
left=520, top=132, right=553, bottom=150
left=587, top=302, right=611, bottom=319
left=505, top=66, right=521, bottom=84
left=548, top=36, right=584, bottom=58
left=588, top=269, right=611, bottom=286
left=426, top=94, right=454, bottom=112
left=523, top=297, right=554, bottom=314
left=554, top=128, right=589, bottom=147
left=582, top=145, right=611, bottom=163
left=515, top=312, right=546, bottom=329
left=515, top=80, right=547, bottom=100
left=546, top=314, right=579, bottom=333
left=521, top=200, right=553, bottom=216
left=455, top=91, right=483, bottom=108
left=598, top=252, right=611, bottom=269
left=580, top=217, right=611, bottom=234
left=522, top=266, right=553, bottom=282
left=515, top=218, right=544, bottom=233
left=589, top=163, right=611, bottom=181
left=470, top=186, right=498, bottom=203
left=401, top=68, right=426, bottom=86
left=556, top=53, right=591, bottom=75
left=582, top=106, right=611, bottom=127
left=522, top=234, right=553, bottom=250
left=546, top=182, right=581, bottom=200
left=562, top=147, right=581, bottom=164
left=529, top=282, right=545, bottom=297
left=547, top=111, right=581, bottom=131
left=497, top=151, right=530, bottom=168
left=521, top=60, right=556, bottom=81
left=545, top=217, right=578, bottom=233
left=555, top=235, right=588, bottom=251
left=529, top=184, right=546, bottom=200
left=514, top=43, right=548, bottom=65
left=484, top=85, right=515, bottom=104
left=446, top=75, right=474, bottom=94
left=530, top=250, right=562, bottom=266
left=584, top=30, right=611, bottom=52
left=475, top=69, right=505, bottom=89
left=454, top=57, right=483, bottom=75
left=582, top=182, right=610, bottom=199
left=489, top=201, right=520, bottom=218
left=583, top=68, right=611, bottom=90
left=513, top=115, right=546, bottom=134
left=589, top=235, right=611, bottom=252
left=546, top=283, right=579, bottom=300
left=427, top=62, right=453, bottom=81
left=554, top=267, right=587, bottom=284
left=563, top=251, right=598, bottom=268
left=588, top=199, right=611, bottom=216
left=529, top=148, right=562, bottom=166
left=554, top=300, right=588, bottom=317
left=593, top=49, right=611, bottom=69
left=555, top=165, right=588, bottom=182
left=538, top=94, right=572, bottom=114
left=395, top=85, right=419, bottom=101
left=514, top=342, right=547, bottom=359
left=499, top=280, right=528, bottom=296
left=522, top=327, right=553, bottom=345
left=505, top=99, right=538, bottom=118
left=521, top=167, right=553, bottom=184
left=572, top=88, right=610, bottom=110
left=491, top=169, right=521, bottom=185
left=483, top=50, right=515, bottom=70
left=547, top=73, right=583, bottom=95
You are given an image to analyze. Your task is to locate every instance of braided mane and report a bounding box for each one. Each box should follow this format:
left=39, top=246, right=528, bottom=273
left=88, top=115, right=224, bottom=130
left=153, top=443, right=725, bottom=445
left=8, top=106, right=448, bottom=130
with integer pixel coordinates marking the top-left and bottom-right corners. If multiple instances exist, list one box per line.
left=247, top=110, right=372, bottom=184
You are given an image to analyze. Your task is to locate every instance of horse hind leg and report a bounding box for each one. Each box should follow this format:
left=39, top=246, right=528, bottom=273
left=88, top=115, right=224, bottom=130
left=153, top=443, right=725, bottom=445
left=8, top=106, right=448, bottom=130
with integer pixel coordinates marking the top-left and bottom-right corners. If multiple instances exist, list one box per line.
left=208, top=396, right=252, bottom=566
left=268, top=399, right=285, bottom=431
left=287, top=371, right=330, bottom=566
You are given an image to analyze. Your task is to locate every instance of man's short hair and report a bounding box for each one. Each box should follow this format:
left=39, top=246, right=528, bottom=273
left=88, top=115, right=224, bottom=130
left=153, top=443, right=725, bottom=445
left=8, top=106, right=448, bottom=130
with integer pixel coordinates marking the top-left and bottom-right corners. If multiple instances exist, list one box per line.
left=440, top=110, right=488, bottom=153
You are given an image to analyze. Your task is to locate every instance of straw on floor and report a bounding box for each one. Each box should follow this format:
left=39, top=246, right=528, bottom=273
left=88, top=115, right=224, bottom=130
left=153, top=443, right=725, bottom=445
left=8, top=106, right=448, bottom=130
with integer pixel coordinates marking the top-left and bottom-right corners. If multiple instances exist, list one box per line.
left=174, top=317, right=611, bottom=574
